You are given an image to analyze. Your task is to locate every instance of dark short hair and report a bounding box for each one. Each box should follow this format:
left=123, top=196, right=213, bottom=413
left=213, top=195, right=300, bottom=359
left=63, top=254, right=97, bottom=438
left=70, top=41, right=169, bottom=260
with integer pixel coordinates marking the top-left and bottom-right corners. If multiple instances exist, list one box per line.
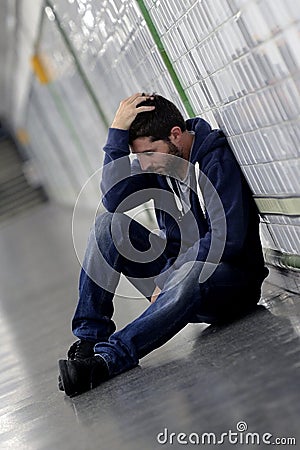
left=128, top=94, right=186, bottom=145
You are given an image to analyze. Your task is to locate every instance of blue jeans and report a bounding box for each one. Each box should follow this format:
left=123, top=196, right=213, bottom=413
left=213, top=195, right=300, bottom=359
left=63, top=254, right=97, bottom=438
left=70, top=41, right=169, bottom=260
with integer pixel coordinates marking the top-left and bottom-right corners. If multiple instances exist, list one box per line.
left=72, top=212, right=262, bottom=377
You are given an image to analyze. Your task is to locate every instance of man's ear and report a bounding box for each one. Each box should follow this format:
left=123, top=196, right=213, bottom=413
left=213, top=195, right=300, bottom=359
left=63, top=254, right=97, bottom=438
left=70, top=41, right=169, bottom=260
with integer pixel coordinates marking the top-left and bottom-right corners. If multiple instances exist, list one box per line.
left=169, top=126, right=183, bottom=142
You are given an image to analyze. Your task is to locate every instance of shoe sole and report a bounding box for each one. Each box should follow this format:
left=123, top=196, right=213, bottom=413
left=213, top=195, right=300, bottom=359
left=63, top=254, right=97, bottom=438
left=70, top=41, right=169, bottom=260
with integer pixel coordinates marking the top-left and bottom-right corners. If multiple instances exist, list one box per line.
left=58, top=360, right=77, bottom=397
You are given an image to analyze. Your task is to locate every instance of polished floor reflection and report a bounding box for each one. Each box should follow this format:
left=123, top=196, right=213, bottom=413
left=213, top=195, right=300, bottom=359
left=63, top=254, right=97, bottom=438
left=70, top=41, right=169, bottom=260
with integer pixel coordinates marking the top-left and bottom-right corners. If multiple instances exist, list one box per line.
left=0, top=204, right=300, bottom=449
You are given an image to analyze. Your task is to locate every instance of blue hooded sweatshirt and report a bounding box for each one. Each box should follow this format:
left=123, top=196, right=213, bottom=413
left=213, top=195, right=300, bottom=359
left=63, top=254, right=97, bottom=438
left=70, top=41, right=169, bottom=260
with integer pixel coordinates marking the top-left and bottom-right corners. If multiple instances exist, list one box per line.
left=101, top=117, right=268, bottom=288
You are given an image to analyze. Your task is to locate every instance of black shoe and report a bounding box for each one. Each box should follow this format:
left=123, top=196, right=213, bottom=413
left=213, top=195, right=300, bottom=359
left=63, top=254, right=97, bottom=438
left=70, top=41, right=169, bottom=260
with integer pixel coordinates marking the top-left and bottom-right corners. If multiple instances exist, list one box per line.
left=58, top=356, right=109, bottom=397
left=67, top=339, right=96, bottom=360
left=58, top=340, right=96, bottom=391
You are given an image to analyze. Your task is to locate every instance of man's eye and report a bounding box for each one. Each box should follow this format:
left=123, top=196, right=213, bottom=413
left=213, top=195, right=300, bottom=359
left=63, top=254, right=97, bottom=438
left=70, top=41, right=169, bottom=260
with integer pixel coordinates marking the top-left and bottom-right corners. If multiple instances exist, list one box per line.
left=137, top=152, right=154, bottom=160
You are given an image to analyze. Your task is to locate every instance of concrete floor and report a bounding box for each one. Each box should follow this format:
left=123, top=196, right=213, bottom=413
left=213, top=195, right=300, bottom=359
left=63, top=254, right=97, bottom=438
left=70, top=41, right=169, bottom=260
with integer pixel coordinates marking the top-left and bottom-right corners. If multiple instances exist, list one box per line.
left=0, top=203, right=300, bottom=450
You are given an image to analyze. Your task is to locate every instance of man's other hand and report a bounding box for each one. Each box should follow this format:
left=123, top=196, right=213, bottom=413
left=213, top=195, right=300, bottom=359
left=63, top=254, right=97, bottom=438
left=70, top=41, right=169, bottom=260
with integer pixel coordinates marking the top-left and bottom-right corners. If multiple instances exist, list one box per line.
left=111, top=93, right=155, bottom=130
left=151, top=286, right=161, bottom=303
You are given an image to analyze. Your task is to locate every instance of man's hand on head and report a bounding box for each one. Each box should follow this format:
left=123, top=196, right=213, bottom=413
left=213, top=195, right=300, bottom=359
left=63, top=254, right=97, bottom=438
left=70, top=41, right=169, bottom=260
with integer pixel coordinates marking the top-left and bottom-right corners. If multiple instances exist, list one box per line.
left=111, top=93, right=155, bottom=130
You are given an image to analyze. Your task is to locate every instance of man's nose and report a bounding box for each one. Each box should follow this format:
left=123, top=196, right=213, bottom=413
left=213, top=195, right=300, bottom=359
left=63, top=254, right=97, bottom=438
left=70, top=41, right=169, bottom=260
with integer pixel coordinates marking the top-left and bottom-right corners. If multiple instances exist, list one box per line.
left=140, top=157, right=152, bottom=171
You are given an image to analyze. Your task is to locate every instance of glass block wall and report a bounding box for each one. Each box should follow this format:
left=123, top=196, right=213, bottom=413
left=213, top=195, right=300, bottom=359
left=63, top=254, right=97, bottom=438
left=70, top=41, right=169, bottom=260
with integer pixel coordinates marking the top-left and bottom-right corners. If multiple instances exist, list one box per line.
left=19, top=0, right=300, bottom=269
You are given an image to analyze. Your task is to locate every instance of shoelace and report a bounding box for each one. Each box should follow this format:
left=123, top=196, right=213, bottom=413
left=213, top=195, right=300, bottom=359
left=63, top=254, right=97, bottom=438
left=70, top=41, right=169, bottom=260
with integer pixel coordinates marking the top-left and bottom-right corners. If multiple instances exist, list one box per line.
left=67, top=340, right=94, bottom=360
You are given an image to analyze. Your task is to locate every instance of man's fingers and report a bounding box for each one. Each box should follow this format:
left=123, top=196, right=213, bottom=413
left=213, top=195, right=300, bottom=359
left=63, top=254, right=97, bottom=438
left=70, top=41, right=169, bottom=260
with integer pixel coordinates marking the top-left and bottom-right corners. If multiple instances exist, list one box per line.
left=136, top=105, right=155, bottom=113
left=127, top=94, right=155, bottom=114
left=111, top=93, right=154, bottom=129
left=133, top=95, right=153, bottom=105
left=128, top=93, right=142, bottom=102
left=122, top=93, right=154, bottom=108
left=128, top=93, right=153, bottom=104
left=150, top=286, right=161, bottom=303
left=126, top=93, right=145, bottom=104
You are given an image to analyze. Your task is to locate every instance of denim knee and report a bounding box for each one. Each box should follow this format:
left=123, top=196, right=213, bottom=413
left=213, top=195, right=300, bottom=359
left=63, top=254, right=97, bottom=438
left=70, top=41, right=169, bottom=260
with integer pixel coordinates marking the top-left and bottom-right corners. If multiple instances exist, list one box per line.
left=93, top=211, right=132, bottom=253
left=165, top=261, right=204, bottom=288
left=162, top=261, right=204, bottom=300
left=93, top=212, right=114, bottom=245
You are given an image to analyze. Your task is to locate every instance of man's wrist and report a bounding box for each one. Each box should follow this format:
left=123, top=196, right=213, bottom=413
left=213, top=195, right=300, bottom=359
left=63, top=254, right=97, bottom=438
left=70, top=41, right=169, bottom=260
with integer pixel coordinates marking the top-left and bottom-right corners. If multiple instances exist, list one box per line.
left=111, top=122, right=129, bottom=130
